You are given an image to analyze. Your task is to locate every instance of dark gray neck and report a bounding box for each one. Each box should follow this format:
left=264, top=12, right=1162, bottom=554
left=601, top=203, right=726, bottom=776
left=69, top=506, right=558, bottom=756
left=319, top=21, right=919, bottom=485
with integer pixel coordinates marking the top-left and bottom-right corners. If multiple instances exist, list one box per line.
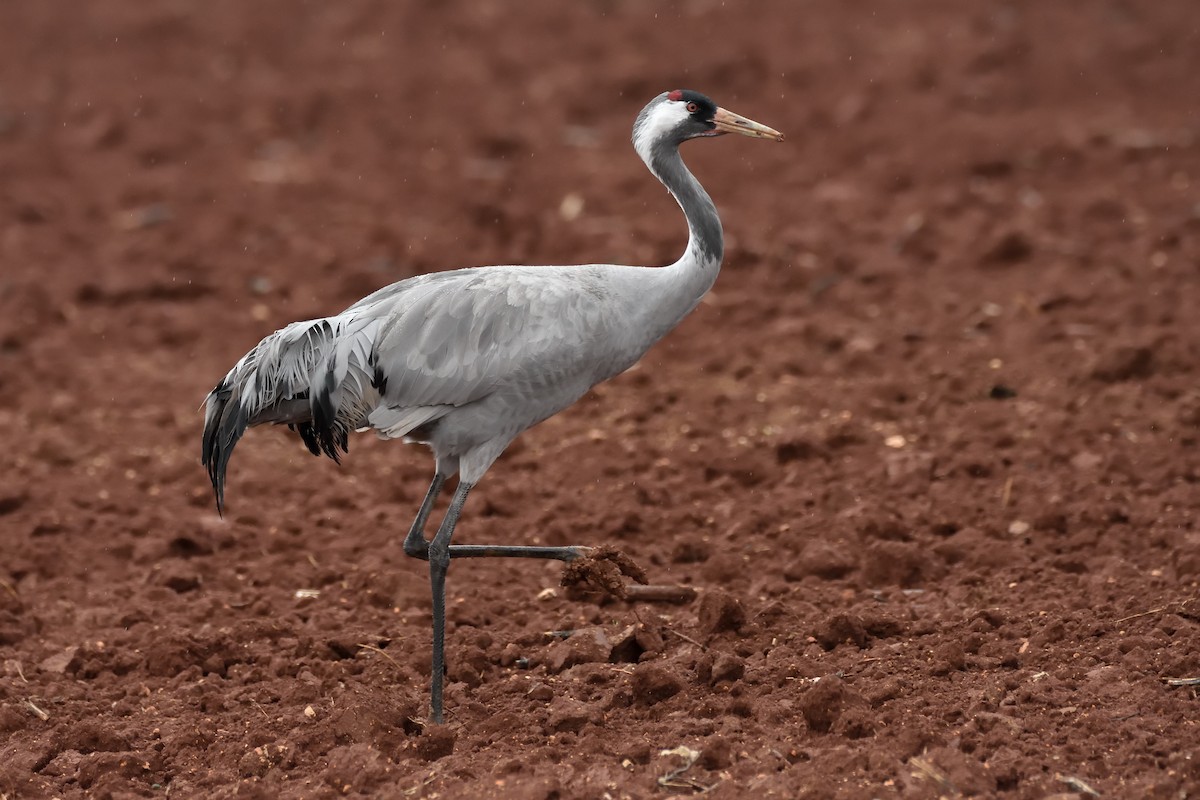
left=648, top=141, right=723, bottom=266
left=630, top=139, right=725, bottom=344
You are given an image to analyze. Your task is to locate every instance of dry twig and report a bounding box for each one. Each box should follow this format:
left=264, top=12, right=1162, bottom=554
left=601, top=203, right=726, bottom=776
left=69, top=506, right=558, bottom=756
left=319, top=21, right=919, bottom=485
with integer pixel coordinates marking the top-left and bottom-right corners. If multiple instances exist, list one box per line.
left=24, top=700, right=49, bottom=721
left=663, top=627, right=706, bottom=650
left=357, top=642, right=403, bottom=670
left=624, top=584, right=697, bottom=603
left=1165, top=677, right=1200, bottom=687
left=1115, top=597, right=1198, bottom=624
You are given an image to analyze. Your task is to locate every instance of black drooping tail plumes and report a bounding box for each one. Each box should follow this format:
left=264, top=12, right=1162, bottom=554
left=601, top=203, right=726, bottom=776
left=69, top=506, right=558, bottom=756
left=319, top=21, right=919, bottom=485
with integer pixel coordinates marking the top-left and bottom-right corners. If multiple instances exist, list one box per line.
left=201, top=377, right=354, bottom=515
left=200, top=316, right=376, bottom=514
left=200, top=381, right=250, bottom=516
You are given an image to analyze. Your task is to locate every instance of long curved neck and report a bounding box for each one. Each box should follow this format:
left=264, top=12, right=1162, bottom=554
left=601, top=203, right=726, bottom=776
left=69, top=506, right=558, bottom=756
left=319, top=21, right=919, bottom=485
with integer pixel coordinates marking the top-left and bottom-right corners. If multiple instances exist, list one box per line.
left=640, top=140, right=724, bottom=333
left=648, top=142, right=724, bottom=268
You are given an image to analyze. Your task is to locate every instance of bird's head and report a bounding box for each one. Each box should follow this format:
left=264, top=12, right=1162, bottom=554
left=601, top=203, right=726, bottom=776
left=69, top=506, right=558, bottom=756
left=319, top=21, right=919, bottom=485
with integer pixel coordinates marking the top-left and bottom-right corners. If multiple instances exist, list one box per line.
left=633, top=89, right=783, bottom=158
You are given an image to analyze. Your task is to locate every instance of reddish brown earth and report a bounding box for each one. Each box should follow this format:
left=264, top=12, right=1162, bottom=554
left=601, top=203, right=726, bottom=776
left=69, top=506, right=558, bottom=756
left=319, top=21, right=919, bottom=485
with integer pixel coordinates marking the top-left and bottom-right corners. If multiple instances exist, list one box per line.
left=2, top=2, right=1199, bottom=798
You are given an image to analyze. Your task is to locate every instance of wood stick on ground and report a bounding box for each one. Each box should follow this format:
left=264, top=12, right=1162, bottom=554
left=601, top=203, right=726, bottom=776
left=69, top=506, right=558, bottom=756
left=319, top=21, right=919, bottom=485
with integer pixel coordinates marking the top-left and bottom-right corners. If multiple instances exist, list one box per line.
left=1166, top=677, right=1200, bottom=687
left=24, top=700, right=49, bottom=721
left=624, top=584, right=697, bottom=603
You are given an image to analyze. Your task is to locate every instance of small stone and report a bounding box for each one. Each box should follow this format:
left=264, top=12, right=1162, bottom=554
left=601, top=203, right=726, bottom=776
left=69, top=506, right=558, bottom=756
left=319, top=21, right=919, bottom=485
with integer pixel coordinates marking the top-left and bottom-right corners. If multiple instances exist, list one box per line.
left=498, top=643, right=522, bottom=667
left=1008, top=520, right=1031, bottom=536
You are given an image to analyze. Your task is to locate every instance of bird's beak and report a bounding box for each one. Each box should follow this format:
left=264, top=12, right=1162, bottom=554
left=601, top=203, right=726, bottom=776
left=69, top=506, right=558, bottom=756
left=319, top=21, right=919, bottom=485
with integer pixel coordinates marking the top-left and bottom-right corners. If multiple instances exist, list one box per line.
left=712, top=107, right=785, bottom=141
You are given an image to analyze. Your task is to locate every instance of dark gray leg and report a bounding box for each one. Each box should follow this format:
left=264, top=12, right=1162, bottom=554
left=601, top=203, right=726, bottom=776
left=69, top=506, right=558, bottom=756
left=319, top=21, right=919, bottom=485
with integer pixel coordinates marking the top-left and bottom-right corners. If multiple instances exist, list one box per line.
left=403, top=478, right=591, bottom=723
left=402, top=474, right=590, bottom=564
left=402, top=473, right=446, bottom=559
left=427, top=480, right=472, bottom=724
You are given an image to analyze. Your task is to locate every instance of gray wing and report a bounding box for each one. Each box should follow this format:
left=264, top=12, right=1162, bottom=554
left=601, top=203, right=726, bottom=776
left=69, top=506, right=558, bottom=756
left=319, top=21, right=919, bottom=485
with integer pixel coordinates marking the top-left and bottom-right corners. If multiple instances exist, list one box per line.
left=359, top=266, right=629, bottom=434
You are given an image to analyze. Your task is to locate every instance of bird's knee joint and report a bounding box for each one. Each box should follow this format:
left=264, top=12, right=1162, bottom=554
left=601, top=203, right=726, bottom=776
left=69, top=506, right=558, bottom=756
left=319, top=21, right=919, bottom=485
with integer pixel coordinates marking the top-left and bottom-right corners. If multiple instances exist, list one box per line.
left=403, top=538, right=430, bottom=560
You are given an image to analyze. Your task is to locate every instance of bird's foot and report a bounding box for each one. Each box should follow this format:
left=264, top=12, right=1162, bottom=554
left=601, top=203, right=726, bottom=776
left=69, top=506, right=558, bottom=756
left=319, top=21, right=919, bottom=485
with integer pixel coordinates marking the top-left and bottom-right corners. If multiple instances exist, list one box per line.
left=402, top=541, right=594, bottom=563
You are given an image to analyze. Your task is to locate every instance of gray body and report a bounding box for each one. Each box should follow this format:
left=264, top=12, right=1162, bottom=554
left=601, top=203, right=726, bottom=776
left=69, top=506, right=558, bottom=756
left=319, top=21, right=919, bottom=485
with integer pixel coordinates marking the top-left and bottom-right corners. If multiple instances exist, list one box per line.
left=202, top=93, right=722, bottom=502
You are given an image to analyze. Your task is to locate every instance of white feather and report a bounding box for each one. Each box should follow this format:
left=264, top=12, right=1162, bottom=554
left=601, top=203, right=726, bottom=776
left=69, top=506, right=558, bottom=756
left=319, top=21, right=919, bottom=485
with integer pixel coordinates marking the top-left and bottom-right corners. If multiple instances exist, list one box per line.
left=632, top=94, right=690, bottom=164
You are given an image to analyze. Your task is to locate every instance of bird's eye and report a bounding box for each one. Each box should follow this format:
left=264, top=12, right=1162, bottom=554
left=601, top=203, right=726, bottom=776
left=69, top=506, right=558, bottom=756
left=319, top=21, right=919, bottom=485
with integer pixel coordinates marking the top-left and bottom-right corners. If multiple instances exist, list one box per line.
left=686, top=102, right=699, bottom=113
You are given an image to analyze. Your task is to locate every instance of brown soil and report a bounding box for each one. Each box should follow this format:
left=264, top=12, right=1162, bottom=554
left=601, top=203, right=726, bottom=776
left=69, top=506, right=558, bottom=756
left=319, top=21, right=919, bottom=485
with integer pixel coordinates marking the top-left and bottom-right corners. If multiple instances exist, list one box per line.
left=2, top=1, right=1199, bottom=798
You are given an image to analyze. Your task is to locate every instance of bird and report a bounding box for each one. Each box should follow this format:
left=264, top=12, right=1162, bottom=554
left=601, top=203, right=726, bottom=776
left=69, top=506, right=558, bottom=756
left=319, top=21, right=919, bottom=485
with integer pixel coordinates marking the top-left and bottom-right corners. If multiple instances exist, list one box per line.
left=201, top=89, right=783, bottom=724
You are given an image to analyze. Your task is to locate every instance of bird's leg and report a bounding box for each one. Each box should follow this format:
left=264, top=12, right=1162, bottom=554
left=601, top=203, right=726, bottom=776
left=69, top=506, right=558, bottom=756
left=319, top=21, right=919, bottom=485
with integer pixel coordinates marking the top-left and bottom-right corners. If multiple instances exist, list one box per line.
left=446, top=543, right=592, bottom=561
left=427, top=479, right=472, bottom=724
left=401, top=473, right=584, bottom=562
left=417, top=479, right=589, bottom=722
left=402, top=473, right=447, bottom=559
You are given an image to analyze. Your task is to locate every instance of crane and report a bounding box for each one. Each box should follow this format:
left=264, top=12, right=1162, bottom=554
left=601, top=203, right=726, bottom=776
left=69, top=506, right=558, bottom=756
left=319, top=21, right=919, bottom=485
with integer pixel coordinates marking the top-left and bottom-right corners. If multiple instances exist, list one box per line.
left=202, top=90, right=783, bottom=724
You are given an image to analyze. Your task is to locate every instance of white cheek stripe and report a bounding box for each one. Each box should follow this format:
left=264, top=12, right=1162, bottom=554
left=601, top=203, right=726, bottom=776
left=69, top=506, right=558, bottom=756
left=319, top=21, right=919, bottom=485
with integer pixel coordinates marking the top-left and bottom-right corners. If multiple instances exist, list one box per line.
left=633, top=100, right=691, bottom=162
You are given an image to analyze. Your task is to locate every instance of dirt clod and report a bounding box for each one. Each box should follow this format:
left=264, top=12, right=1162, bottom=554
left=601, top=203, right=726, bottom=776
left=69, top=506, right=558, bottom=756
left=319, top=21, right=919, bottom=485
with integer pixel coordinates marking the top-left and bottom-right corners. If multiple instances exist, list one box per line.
left=415, top=725, right=456, bottom=762
left=560, top=545, right=649, bottom=600
left=697, top=591, right=747, bottom=634
left=630, top=662, right=686, bottom=705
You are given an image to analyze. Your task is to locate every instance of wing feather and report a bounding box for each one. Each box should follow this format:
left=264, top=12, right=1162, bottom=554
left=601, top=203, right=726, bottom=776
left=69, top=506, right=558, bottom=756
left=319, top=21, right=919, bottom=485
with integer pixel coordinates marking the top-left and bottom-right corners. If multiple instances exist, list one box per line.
left=364, top=267, right=616, bottom=414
